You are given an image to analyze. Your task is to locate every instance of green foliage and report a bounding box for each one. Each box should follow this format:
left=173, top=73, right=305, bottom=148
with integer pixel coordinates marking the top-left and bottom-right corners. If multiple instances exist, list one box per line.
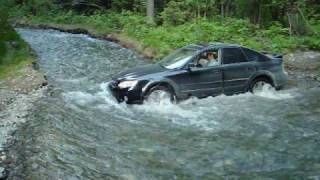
left=2, top=0, right=320, bottom=60
left=0, top=5, right=32, bottom=76
left=299, top=37, right=320, bottom=50
left=160, top=1, right=188, bottom=26
left=20, top=10, right=320, bottom=58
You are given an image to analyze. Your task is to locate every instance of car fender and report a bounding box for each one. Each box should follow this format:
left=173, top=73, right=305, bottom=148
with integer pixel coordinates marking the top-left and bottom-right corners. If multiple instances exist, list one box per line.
left=141, top=78, right=179, bottom=97
left=246, top=70, right=276, bottom=89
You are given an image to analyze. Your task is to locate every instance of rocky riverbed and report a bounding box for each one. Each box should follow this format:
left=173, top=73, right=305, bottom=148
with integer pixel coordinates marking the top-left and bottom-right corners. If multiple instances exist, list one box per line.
left=285, top=51, right=320, bottom=88
left=0, top=64, right=46, bottom=179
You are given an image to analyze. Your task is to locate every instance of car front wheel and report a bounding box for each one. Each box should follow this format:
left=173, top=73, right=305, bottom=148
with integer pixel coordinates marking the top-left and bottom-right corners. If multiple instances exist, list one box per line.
left=145, top=86, right=176, bottom=104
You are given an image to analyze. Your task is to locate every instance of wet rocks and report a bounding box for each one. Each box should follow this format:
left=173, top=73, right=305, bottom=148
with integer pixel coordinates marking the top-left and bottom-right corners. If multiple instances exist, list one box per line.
left=0, top=166, right=7, bottom=179
left=0, top=62, right=46, bottom=179
left=0, top=87, right=46, bottom=179
left=284, top=51, right=320, bottom=88
left=0, top=155, right=5, bottom=162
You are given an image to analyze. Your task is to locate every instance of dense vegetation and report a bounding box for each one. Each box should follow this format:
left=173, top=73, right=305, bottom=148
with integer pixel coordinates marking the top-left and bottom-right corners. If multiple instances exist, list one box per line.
left=2, top=0, right=320, bottom=58
left=0, top=11, right=33, bottom=77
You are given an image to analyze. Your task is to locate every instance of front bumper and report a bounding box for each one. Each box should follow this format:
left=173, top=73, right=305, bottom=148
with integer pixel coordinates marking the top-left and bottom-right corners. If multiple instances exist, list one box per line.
left=108, top=81, right=144, bottom=104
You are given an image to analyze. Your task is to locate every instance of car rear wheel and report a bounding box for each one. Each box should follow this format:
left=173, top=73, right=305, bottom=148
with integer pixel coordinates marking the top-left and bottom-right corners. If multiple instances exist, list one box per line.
left=145, top=86, right=176, bottom=104
left=249, top=78, right=273, bottom=94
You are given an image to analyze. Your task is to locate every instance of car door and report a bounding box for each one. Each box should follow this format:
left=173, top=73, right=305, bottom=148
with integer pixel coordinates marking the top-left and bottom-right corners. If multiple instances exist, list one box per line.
left=170, top=50, right=223, bottom=98
left=221, top=47, right=257, bottom=95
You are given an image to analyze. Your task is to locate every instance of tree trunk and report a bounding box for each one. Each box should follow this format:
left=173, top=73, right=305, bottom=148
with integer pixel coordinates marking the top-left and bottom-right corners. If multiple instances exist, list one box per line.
left=221, top=0, right=224, bottom=18
left=257, top=0, right=261, bottom=25
left=287, top=13, right=293, bottom=36
left=147, top=0, right=155, bottom=22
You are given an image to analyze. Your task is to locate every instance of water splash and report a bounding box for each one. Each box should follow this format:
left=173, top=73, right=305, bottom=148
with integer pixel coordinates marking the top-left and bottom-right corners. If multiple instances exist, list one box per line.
left=253, top=84, right=294, bottom=100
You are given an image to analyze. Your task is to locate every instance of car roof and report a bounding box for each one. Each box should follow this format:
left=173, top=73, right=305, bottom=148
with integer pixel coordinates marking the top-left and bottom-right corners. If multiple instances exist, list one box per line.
left=184, top=42, right=242, bottom=50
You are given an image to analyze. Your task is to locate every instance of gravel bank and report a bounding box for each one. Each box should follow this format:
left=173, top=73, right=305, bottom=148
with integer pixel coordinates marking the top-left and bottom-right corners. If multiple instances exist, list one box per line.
left=284, top=51, right=320, bottom=88
left=0, top=64, right=46, bottom=179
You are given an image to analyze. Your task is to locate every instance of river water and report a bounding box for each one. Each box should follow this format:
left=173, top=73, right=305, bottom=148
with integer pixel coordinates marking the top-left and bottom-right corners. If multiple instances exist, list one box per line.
left=12, top=28, right=320, bottom=179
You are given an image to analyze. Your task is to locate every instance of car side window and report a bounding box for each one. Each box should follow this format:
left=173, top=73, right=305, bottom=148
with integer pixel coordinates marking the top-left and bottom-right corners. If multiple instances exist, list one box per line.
left=242, top=48, right=259, bottom=61
left=196, top=49, right=220, bottom=68
left=222, top=48, right=247, bottom=64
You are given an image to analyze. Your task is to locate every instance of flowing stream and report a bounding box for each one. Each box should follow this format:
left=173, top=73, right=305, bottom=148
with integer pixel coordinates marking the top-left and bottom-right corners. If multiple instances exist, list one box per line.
left=11, top=28, right=320, bottom=179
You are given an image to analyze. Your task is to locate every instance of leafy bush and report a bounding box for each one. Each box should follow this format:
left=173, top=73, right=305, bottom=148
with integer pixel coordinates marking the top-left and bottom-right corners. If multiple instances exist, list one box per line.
left=16, top=10, right=320, bottom=59
left=161, top=1, right=188, bottom=26
left=0, top=10, right=31, bottom=70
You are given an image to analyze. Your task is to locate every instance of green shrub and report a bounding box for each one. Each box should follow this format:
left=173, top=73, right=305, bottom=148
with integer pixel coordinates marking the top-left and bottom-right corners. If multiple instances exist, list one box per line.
left=0, top=9, right=32, bottom=69
left=161, top=1, right=188, bottom=26
left=13, top=10, right=320, bottom=59
left=300, top=36, right=320, bottom=50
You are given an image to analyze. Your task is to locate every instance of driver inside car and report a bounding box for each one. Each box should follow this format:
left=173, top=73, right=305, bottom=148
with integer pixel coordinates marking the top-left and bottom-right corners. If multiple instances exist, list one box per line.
left=198, top=51, right=219, bottom=67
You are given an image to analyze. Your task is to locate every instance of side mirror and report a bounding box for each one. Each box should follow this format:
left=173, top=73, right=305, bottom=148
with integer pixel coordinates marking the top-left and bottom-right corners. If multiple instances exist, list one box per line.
left=187, top=63, right=196, bottom=71
left=187, top=62, right=202, bottom=71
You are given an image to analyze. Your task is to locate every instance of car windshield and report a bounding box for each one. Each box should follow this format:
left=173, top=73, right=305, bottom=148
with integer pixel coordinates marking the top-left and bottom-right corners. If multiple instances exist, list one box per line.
left=159, top=48, right=196, bottom=69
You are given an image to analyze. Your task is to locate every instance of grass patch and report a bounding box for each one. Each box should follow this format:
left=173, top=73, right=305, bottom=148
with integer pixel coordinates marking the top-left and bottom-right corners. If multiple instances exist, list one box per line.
left=0, top=15, right=34, bottom=78
left=0, top=59, right=32, bottom=78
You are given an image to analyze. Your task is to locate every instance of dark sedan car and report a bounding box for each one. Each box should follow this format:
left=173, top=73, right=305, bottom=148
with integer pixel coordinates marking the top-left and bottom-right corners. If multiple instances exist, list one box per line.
left=109, top=43, right=288, bottom=104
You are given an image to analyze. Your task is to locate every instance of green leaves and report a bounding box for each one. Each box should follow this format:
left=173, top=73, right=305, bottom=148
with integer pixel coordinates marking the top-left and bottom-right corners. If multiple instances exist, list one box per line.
left=0, top=9, right=31, bottom=67
left=4, top=0, right=319, bottom=58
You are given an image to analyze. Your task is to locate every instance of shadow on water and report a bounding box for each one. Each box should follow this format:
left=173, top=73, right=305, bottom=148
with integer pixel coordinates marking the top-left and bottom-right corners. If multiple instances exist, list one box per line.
left=9, top=28, right=320, bottom=179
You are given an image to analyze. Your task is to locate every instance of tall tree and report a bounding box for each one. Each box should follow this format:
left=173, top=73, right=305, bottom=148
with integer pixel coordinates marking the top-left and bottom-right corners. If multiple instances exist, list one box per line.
left=147, top=0, right=154, bottom=22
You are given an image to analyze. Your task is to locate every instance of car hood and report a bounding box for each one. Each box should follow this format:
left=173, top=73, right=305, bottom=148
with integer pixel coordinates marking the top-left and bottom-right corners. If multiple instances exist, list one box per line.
left=112, top=64, right=166, bottom=81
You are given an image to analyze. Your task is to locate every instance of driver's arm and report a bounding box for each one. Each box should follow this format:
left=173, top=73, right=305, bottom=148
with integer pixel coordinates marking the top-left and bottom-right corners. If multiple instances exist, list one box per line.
left=198, top=59, right=208, bottom=67
left=208, top=59, right=219, bottom=66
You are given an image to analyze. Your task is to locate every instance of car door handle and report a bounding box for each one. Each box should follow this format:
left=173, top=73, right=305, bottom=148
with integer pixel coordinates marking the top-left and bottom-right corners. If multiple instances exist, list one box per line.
left=212, top=70, right=221, bottom=74
left=246, top=67, right=256, bottom=71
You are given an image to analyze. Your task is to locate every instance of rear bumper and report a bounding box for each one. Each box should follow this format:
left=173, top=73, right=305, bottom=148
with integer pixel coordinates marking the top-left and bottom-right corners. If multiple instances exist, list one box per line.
left=108, top=82, right=144, bottom=104
left=274, top=71, right=288, bottom=89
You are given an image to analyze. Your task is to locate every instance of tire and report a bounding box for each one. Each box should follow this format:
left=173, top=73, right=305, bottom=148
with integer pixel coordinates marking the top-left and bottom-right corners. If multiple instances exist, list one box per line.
left=249, top=77, right=273, bottom=94
left=145, top=85, right=176, bottom=104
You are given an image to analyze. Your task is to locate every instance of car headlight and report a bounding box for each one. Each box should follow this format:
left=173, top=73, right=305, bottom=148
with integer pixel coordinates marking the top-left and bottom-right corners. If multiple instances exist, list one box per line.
left=118, top=80, right=138, bottom=89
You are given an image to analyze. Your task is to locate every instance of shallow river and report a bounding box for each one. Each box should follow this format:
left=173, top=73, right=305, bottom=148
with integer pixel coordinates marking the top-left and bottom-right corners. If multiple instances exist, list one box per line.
left=13, top=28, right=320, bottom=179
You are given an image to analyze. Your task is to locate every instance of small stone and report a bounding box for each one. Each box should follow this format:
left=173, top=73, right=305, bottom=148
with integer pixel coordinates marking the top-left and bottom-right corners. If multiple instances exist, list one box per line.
left=0, top=155, right=6, bottom=161
left=0, top=167, right=6, bottom=179
left=32, top=163, right=38, bottom=169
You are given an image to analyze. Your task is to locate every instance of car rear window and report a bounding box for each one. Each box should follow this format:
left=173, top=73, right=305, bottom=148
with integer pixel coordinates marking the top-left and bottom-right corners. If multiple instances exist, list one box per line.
left=222, top=48, right=247, bottom=64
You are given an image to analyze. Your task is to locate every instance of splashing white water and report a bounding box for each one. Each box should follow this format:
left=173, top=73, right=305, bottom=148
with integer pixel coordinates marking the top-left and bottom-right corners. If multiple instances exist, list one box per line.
left=62, top=91, right=99, bottom=106
left=253, top=84, right=294, bottom=100
left=62, top=81, right=295, bottom=131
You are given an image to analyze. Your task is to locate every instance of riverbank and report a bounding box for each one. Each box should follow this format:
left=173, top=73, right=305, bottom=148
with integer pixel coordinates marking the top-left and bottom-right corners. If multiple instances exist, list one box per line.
left=0, top=62, right=47, bottom=179
left=284, top=51, right=320, bottom=88
left=0, top=21, right=47, bottom=178
left=14, top=21, right=156, bottom=59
